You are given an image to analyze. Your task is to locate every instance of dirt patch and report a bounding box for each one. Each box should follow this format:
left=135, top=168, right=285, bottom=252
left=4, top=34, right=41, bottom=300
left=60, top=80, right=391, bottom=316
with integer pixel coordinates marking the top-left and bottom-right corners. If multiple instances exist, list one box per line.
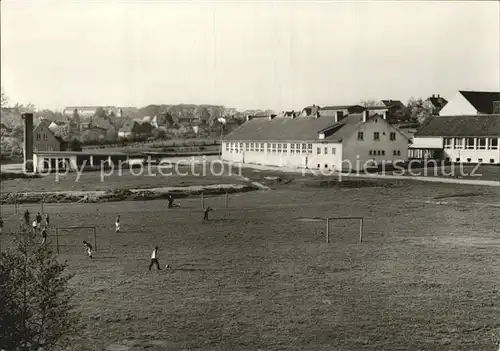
left=302, top=178, right=400, bottom=188
left=0, top=184, right=259, bottom=204
left=433, top=192, right=483, bottom=200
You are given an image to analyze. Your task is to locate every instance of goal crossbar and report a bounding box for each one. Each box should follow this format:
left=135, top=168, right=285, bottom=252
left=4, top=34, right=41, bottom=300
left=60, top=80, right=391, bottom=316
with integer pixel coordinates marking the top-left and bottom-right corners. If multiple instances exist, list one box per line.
left=55, top=226, right=97, bottom=254
left=325, top=216, right=364, bottom=243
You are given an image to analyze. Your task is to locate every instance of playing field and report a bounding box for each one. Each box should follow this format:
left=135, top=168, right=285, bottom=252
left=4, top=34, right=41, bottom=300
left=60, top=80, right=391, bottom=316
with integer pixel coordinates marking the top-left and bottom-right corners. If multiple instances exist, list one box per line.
left=1, top=181, right=499, bottom=350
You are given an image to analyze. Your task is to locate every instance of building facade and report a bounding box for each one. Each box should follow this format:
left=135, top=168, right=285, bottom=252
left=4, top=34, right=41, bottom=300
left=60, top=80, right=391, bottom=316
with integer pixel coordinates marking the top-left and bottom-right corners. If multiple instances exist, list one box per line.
left=222, top=111, right=409, bottom=171
left=410, top=114, right=500, bottom=164
left=33, top=120, right=61, bottom=152
left=439, top=91, right=500, bottom=116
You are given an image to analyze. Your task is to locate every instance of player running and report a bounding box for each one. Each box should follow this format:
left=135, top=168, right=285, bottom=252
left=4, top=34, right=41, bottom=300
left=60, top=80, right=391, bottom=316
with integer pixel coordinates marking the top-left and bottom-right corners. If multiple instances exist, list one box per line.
left=83, top=241, right=93, bottom=258
left=149, top=246, right=164, bottom=271
left=167, top=195, right=174, bottom=209
left=115, top=215, right=120, bottom=233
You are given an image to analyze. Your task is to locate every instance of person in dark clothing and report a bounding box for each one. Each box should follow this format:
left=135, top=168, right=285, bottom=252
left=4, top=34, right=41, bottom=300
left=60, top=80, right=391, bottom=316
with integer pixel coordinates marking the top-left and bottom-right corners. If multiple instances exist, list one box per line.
left=83, top=241, right=93, bottom=258
left=149, top=246, right=162, bottom=270
left=36, top=212, right=43, bottom=225
left=0, top=216, right=3, bottom=234
left=41, top=227, right=47, bottom=245
left=24, top=210, right=30, bottom=225
left=45, top=213, right=50, bottom=227
left=167, top=195, right=174, bottom=209
left=203, top=207, right=213, bottom=221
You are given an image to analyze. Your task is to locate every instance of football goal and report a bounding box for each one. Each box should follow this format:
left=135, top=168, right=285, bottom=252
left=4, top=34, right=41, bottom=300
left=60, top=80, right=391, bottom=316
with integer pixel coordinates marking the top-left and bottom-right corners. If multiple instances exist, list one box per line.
left=326, top=217, right=364, bottom=243
left=54, top=226, right=97, bottom=254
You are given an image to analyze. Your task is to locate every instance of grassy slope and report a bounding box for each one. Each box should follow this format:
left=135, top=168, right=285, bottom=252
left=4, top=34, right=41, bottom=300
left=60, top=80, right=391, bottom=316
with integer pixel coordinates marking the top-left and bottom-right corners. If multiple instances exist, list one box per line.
left=2, top=182, right=499, bottom=350
left=0, top=163, right=245, bottom=193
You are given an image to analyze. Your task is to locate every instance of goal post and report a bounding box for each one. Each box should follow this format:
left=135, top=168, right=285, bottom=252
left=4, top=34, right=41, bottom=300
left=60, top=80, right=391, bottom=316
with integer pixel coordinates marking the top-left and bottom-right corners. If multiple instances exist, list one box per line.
left=54, top=226, right=97, bottom=254
left=326, top=216, right=364, bottom=243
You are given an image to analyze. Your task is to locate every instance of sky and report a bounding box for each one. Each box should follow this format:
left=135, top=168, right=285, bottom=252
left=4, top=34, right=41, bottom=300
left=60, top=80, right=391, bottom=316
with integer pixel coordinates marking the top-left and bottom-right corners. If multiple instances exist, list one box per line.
left=1, top=1, right=499, bottom=112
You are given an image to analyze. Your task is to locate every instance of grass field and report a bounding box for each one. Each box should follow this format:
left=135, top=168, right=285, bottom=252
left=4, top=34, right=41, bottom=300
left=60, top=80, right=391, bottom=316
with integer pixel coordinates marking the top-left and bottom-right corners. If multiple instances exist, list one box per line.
left=1, top=181, right=499, bottom=350
left=385, top=164, right=500, bottom=182
left=0, top=162, right=245, bottom=193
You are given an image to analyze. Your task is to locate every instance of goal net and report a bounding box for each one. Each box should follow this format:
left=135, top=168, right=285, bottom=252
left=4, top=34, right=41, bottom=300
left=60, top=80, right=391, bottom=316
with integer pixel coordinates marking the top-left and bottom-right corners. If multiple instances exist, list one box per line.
left=295, top=216, right=364, bottom=244
left=53, top=226, right=97, bottom=254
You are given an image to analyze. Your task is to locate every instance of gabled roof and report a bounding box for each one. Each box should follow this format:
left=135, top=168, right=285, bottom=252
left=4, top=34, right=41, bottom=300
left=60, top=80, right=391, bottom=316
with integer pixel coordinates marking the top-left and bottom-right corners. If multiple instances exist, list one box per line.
left=224, top=114, right=365, bottom=142
left=119, top=120, right=139, bottom=133
left=425, top=96, right=448, bottom=110
left=302, top=105, right=320, bottom=117
left=321, top=105, right=362, bottom=110
left=381, top=100, right=405, bottom=109
left=459, top=91, right=500, bottom=114
left=415, top=114, right=500, bottom=137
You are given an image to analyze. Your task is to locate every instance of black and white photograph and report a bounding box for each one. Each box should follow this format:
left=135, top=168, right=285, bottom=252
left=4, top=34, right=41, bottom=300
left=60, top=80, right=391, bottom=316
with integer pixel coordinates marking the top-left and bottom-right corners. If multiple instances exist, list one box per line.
left=1, top=1, right=499, bottom=350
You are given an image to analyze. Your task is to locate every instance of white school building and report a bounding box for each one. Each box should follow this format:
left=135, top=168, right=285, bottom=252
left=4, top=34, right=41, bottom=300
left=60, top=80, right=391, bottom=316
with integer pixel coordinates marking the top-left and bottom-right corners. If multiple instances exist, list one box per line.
left=410, top=114, right=500, bottom=164
left=221, top=110, right=410, bottom=171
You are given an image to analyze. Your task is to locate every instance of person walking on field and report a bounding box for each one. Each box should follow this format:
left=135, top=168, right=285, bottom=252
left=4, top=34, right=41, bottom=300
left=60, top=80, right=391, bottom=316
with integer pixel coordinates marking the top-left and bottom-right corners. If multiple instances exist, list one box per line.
left=167, top=195, right=174, bottom=209
left=115, top=215, right=120, bottom=233
left=83, top=241, right=93, bottom=258
left=45, top=213, right=50, bottom=227
left=41, top=227, right=47, bottom=245
left=32, top=219, right=39, bottom=232
left=24, top=210, right=30, bottom=225
left=203, top=207, right=213, bottom=221
left=36, top=212, right=43, bottom=226
left=0, top=216, right=3, bottom=234
left=149, top=246, right=164, bottom=271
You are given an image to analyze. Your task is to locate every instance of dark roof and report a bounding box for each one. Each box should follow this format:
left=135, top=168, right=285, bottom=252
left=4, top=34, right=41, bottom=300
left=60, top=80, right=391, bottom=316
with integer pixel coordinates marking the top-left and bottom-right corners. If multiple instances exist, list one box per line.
left=364, top=106, right=389, bottom=111
left=459, top=90, right=500, bottom=114
left=224, top=114, right=365, bottom=142
left=321, top=105, right=362, bottom=110
left=426, top=96, right=448, bottom=110
left=381, top=100, right=405, bottom=109
left=415, top=114, right=500, bottom=137
left=119, top=120, right=139, bottom=133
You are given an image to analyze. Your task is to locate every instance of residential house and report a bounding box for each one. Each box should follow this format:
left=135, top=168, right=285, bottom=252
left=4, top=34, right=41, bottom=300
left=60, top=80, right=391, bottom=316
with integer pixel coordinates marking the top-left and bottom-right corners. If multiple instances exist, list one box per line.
left=423, top=94, right=448, bottom=115
left=439, top=90, right=500, bottom=116
left=118, top=120, right=151, bottom=139
left=301, top=105, right=321, bottom=117
left=380, top=100, right=405, bottom=111
left=33, top=120, right=61, bottom=152
left=318, top=105, right=365, bottom=122
left=48, top=120, right=66, bottom=130
left=222, top=110, right=410, bottom=171
left=409, top=114, right=500, bottom=164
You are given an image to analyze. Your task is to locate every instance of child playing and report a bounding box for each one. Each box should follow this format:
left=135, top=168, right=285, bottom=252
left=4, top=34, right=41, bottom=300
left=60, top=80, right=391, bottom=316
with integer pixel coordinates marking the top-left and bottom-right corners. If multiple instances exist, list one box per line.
left=83, top=241, right=93, bottom=258
left=149, top=246, right=163, bottom=271
left=32, top=219, right=39, bottom=232
left=0, top=216, right=3, bottom=234
left=115, top=215, right=120, bottom=233
left=45, top=213, right=50, bottom=227
left=35, top=212, right=43, bottom=226
left=24, top=210, right=30, bottom=225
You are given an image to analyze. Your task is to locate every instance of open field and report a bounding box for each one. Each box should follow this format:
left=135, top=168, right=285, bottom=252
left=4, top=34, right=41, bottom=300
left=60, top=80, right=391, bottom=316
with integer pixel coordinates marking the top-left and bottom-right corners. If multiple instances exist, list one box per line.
left=385, top=164, right=500, bottom=182
left=1, top=181, right=499, bottom=350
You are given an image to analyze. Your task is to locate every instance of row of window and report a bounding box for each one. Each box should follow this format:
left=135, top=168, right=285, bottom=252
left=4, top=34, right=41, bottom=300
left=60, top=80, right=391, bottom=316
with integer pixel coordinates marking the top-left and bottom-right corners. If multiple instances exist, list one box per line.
left=33, top=145, right=55, bottom=152
left=368, top=150, right=401, bottom=156
left=448, top=157, right=497, bottom=164
left=36, top=133, right=48, bottom=140
left=357, top=131, right=397, bottom=141
left=444, top=137, right=499, bottom=150
left=317, top=147, right=337, bottom=155
left=225, top=142, right=316, bottom=155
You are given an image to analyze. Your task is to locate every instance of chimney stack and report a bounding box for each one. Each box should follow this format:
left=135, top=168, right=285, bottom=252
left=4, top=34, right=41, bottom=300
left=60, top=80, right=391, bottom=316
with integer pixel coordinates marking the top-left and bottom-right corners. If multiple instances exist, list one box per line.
left=432, top=94, right=435, bottom=98
left=362, top=110, right=369, bottom=123
left=22, top=112, right=34, bottom=173
left=437, top=94, right=440, bottom=99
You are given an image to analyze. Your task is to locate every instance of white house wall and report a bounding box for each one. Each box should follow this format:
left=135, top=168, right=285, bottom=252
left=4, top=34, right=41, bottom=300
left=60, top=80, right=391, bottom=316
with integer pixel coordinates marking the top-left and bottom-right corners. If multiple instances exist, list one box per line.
left=411, top=136, right=443, bottom=148
left=221, top=141, right=343, bottom=170
left=439, top=92, right=477, bottom=116
left=342, top=117, right=409, bottom=170
left=442, top=137, right=500, bottom=164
